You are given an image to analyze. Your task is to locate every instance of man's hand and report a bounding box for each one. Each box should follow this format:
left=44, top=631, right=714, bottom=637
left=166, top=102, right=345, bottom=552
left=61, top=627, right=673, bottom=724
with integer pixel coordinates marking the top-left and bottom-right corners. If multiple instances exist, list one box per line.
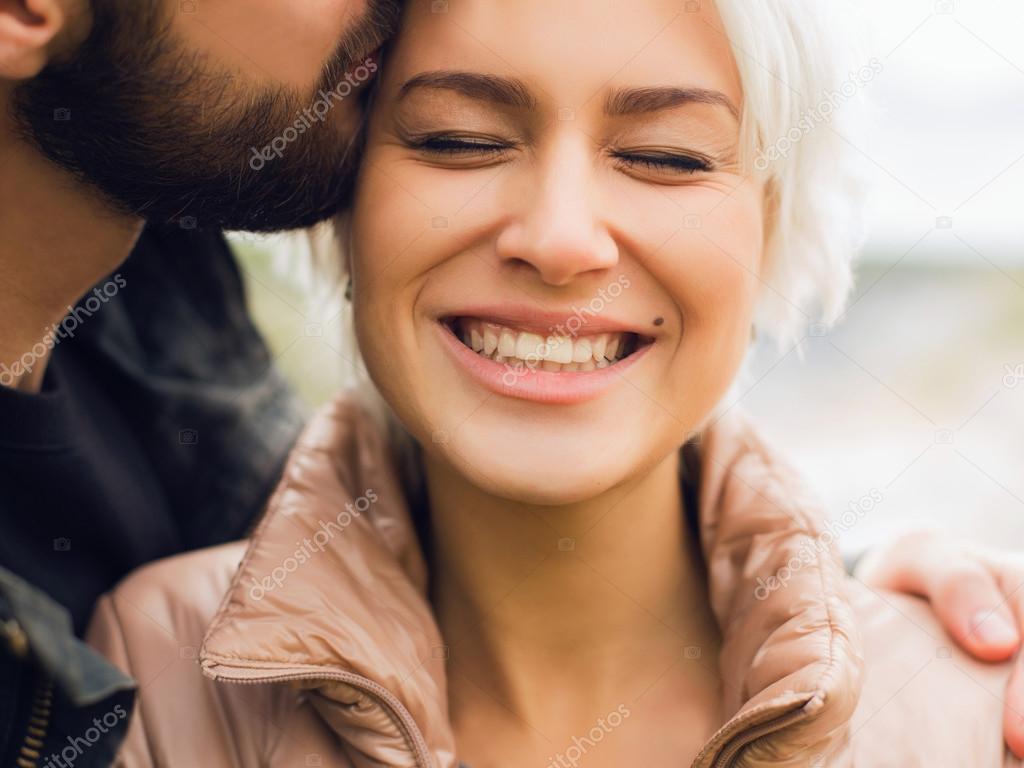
left=856, top=529, right=1024, bottom=757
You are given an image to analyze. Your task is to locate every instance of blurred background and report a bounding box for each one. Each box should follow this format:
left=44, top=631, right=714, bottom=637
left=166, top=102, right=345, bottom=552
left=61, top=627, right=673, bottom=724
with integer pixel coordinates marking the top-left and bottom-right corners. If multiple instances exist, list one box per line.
left=228, top=0, right=1023, bottom=557
left=741, top=0, right=1024, bottom=554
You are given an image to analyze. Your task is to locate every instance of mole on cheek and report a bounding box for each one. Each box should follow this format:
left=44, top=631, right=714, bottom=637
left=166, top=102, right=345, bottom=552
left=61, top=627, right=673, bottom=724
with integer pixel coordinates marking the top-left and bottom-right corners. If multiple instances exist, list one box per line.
left=653, top=317, right=664, bottom=327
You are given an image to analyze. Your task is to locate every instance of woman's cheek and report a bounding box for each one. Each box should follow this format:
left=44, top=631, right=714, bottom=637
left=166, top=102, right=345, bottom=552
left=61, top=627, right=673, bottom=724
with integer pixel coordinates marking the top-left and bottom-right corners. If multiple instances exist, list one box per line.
left=353, top=163, right=430, bottom=284
left=681, top=187, right=764, bottom=336
left=356, top=158, right=505, bottom=269
left=659, top=184, right=761, bottom=317
left=656, top=219, right=761, bottom=404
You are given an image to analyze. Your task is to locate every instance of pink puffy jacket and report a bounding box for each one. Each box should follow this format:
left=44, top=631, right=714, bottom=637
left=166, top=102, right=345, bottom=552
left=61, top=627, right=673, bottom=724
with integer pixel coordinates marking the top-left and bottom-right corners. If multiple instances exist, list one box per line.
left=87, top=396, right=1018, bottom=767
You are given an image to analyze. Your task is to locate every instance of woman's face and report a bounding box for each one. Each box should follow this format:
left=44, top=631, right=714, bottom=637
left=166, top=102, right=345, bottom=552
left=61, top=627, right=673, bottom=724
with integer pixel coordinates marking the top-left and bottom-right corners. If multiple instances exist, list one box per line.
left=352, top=0, right=764, bottom=503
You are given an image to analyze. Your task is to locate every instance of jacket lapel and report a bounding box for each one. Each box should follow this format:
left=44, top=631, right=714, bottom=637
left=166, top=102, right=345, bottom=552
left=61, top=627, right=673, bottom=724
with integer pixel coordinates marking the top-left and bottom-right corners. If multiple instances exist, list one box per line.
left=201, top=398, right=863, bottom=768
left=692, top=411, right=862, bottom=767
left=200, top=399, right=456, bottom=768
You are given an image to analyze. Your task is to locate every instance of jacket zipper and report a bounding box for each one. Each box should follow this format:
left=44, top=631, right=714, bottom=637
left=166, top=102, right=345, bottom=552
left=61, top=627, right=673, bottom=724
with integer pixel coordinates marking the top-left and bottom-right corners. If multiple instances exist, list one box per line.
left=209, top=663, right=811, bottom=768
left=15, top=673, right=54, bottom=768
left=708, top=705, right=811, bottom=768
left=204, top=663, right=434, bottom=768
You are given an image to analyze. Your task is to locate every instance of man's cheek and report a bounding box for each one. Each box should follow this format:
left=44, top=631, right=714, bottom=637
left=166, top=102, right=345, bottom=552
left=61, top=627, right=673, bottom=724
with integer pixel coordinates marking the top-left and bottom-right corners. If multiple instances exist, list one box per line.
left=172, top=1, right=336, bottom=89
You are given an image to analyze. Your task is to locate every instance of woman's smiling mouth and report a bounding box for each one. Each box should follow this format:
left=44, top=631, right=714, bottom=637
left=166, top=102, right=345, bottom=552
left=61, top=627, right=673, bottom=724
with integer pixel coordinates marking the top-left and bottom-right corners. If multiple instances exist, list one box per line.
left=437, top=314, right=655, bottom=404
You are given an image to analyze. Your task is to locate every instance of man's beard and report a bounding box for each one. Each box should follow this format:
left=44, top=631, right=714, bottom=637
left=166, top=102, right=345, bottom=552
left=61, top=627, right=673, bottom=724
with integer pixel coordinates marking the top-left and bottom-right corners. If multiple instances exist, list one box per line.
left=11, top=0, right=399, bottom=232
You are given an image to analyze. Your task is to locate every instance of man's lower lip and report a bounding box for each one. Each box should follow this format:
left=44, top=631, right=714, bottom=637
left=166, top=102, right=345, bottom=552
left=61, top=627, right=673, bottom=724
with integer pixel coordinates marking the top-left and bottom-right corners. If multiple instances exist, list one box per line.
left=436, top=322, right=650, bottom=405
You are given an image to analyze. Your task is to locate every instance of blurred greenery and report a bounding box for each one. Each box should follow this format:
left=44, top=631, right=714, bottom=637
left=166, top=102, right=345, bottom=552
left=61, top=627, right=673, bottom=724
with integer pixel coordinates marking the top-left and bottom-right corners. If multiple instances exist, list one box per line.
left=232, top=239, right=351, bottom=409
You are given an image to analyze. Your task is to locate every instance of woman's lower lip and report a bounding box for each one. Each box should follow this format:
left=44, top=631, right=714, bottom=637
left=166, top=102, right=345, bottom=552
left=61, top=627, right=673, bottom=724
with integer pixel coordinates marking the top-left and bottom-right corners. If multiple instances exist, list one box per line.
left=436, top=322, right=651, bottom=405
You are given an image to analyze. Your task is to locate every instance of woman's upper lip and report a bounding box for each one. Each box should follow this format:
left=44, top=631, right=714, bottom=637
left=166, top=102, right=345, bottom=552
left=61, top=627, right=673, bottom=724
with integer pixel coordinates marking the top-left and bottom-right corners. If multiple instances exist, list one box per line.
left=439, top=307, right=652, bottom=337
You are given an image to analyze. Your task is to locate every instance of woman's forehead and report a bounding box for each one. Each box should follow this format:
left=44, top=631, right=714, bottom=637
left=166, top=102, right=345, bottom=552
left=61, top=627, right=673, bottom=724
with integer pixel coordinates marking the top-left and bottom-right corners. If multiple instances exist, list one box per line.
left=386, top=0, right=742, bottom=109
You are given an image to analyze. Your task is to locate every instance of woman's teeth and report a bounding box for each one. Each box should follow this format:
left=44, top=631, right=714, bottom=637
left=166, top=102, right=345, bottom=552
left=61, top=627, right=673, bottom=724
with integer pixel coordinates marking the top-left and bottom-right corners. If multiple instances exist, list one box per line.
left=456, top=319, right=630, bottom=373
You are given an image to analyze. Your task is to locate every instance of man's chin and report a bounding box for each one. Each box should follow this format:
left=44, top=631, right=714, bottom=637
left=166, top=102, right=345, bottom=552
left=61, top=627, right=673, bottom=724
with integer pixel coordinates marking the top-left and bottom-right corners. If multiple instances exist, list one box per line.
left=115, top=168, right=353, bottom=233
left=14, top=131, right=357, bottom=233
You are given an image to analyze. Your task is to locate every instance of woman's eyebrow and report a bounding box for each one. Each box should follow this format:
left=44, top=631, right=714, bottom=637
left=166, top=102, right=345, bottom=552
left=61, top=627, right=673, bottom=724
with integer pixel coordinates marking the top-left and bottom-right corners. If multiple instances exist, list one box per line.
left=396, top=72, right=738, bottom=121
left=605, top=86, right=740, bottom=120
left=398, top=71, right=536, bottom=109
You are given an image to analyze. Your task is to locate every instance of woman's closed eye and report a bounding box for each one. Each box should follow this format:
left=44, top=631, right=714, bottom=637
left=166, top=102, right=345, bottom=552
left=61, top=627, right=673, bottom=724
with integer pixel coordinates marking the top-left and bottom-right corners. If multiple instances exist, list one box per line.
left=610, top=149, right=716, bottom=178
left=404, top=133, right=516, bottom=167
left=405, top=133, right=717, bottom=180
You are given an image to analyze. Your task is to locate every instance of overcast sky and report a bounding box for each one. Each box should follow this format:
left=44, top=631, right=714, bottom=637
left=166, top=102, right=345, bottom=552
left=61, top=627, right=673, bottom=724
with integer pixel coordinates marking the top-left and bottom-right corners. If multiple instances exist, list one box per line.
left=856, top=0, right=1024, bottom=262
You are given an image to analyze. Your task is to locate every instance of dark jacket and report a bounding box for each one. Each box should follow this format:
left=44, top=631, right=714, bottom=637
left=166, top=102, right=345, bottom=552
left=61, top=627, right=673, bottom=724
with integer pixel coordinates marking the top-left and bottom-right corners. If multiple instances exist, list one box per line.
left=0, top=225, right=304, bottom=767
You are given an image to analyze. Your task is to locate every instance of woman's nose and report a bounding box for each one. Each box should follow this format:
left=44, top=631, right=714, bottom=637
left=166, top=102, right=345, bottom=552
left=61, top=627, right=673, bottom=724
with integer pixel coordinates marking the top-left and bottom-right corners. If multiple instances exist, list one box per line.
left=496, top=143, right=619, bottom=287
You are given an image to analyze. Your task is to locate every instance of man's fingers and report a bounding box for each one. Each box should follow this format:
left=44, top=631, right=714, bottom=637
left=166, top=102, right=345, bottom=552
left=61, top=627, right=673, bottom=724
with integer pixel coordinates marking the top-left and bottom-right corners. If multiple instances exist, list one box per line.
left=992, top=559, right=1024, bottom=757
left=856, top=528, right=956, bottom=596
left=930, top=564, right=1019, bottom=662
left=858, top=530, right=1021, bottom=661
left=1004, top=654, right=1024, bottom=758
left=858, top=529, right=1024, bottom=756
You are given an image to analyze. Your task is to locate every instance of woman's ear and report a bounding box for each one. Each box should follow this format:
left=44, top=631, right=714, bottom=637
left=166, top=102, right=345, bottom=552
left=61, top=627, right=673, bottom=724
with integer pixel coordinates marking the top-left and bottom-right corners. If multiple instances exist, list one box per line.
left=0, top=0, right=68, bottom=80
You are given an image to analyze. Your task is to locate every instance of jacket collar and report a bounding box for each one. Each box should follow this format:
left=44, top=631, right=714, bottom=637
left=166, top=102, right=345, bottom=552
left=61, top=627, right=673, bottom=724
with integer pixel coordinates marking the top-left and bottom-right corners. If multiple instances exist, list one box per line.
left=200, top=396, right=863, bottom=768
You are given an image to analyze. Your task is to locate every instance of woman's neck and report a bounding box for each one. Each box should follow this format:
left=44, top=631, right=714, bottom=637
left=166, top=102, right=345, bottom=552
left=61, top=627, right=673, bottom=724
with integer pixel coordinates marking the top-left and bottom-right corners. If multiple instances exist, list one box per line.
left=424, top=448, right=723, bottom=763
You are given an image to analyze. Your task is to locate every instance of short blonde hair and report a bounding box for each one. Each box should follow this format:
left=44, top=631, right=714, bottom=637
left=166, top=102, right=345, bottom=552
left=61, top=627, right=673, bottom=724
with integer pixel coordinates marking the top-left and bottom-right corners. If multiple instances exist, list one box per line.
left=716, top=0, right=871, bottom=345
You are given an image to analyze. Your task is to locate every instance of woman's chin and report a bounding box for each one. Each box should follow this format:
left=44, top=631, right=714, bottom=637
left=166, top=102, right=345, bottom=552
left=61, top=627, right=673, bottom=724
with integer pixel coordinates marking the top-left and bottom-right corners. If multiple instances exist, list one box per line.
left=439, top=428, right=645, bottom=507
left=462, top=465, right=619, bottom=507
